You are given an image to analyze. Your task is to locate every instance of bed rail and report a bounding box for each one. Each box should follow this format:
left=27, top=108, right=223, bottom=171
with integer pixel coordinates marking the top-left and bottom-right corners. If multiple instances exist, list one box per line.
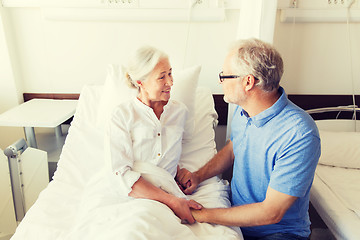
left=306, top=105, right=360, bottom=114
left=4, top=139, right=28, bottom=222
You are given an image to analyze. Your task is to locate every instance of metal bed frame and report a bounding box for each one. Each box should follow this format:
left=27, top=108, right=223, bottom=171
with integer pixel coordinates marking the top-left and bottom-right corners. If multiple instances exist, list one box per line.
left=3, top=139, right=28, bottom=222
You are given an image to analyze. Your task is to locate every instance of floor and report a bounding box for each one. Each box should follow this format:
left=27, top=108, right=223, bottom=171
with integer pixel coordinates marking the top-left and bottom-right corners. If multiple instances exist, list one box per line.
left=309, top=203, right=336, bottom=240
left=35, top=124, right=70, bottom=181
left=310, top=228, right=336, bottom=240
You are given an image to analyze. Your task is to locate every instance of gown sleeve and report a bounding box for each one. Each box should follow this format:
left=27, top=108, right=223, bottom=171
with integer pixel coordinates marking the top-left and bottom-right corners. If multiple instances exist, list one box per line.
left=104, top=105, right=141, bottom=196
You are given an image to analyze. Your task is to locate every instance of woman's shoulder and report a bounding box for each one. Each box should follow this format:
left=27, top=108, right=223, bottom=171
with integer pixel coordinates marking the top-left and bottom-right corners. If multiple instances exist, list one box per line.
left=112, top=97, right=137, bottom=116
left=168, top=99, right=188, bottom=112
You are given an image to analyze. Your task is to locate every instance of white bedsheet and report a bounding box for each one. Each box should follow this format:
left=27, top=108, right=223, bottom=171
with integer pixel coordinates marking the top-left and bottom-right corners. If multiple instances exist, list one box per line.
left=316, top=165, right=360, bottom=218
left=11, top=85, right=242, bottom=240
left=311, top=165, right=360, bottom=240
left=64, top=162, right=240, bottom=240
left=311, top=120, right=360, bottom=239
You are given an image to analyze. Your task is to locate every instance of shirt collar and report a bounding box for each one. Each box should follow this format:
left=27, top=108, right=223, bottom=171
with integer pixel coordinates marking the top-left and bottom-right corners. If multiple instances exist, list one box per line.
left=134, top=96, right=152, bottom=112
left=134, top=97, right=172, bottom=113
left=241, top=87, right=288, bottom=128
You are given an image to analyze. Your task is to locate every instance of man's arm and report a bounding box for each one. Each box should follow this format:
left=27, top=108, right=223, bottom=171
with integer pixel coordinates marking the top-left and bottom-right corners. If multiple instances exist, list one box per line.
left=176, top=140, right=235, bottom=194
left=191, top=187, right=297, bottom=226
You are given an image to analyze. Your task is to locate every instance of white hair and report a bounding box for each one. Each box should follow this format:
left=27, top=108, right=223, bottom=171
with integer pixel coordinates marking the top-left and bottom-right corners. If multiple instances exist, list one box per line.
left=229, top=38, right=284, bottom=92
left=123, top=46, right=168, bottom=89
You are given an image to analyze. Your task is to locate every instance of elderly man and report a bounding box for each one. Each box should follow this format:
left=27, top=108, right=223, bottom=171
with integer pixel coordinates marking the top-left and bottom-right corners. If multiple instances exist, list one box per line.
left=176, top=38, right=320, bottom=240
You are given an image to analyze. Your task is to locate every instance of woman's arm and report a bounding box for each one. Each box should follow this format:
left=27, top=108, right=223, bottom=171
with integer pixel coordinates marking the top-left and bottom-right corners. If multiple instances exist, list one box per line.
left=129, top=177, right=202, bottom=224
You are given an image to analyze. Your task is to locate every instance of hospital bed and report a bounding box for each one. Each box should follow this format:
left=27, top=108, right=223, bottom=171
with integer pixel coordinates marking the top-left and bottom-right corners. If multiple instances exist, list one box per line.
left=307, top=107, right=360, bottom=240
left=10, top=65, right=243, bottom=240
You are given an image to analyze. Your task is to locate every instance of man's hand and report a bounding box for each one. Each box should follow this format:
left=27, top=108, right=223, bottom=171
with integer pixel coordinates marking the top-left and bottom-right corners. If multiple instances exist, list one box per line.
left=176, top=166, right=201, bottom=195
left=191, top=208, right=206, bottom=223
left=168, top=197, right=202, bottom=224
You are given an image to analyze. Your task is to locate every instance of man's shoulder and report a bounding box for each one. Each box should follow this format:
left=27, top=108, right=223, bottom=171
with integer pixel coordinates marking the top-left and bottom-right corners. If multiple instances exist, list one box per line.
left=283, top=101, right=318, bottom=131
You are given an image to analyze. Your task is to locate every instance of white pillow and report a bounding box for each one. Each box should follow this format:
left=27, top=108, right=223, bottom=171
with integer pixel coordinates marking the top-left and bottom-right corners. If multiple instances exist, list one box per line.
left=170, top=65, right=201, bottom=122
left=179, top=87, right=218, bottom=172
left=96, top=64, right=201, bottom=130
left=96, top=64, right=137, bottom=130
left=319, top=130, right=360, bottom=169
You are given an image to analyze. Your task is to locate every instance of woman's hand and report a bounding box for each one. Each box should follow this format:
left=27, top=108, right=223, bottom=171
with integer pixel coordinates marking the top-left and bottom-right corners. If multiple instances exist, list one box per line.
left=129, top=177, right=202, bottom=224
left=168, top=197, right=202, bottom=224
left=176, top=166, right=201, bottom=195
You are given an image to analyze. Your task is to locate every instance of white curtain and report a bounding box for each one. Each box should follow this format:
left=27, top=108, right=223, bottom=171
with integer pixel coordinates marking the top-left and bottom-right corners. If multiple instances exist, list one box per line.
left=226, top=0, right=278, bottom=140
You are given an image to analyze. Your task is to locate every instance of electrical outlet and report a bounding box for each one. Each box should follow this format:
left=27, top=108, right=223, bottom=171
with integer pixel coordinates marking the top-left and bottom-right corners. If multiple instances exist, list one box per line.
left=327, top=0, right=355, bottom=8
left=101, top=0, right=139, bottom=8
left=192, top=0, right=210, bottom=8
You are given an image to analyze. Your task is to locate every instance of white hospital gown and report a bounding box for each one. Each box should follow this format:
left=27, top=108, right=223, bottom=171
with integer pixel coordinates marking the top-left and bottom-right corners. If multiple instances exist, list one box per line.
left=105, top=97, right=192, bottom=196
left=65, top=97, right=242, bottom=240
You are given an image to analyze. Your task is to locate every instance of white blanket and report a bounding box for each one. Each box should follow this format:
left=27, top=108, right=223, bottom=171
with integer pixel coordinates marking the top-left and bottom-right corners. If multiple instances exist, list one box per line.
left=64, top=162, right=241, bottom=240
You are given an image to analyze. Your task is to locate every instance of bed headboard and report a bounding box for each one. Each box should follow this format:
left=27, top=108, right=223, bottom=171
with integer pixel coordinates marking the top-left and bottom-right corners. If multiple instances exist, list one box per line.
left=214, top=94, right=360, bottom=124
left=23, top=92, right=229, bottom=125
left=288, top=94, right=360, bottom=120
left=23, top=93, right=80, bottom=102
left=23, top=93, right=360, bottom=125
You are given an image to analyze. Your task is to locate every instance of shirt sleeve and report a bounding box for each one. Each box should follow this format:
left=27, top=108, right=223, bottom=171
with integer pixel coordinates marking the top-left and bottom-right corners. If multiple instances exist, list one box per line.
left=104, top=106, right=141, bottom=196
left=269, top=131, right=321, bottom=198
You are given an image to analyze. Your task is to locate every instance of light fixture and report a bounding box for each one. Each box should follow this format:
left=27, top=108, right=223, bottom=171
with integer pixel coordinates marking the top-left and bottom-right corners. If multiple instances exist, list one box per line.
left=1, top=0, right=226, bottom=22
left=41, top=8, right=225, bottom=22
left=280, top=8, right=360, bottom=23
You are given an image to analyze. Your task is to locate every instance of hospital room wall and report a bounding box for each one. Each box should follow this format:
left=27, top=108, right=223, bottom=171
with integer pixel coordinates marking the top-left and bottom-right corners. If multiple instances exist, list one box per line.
left=273, top=15, right=360, bottom=95
left=0, top=7, right=26, bottom=150
left=2, top=8, right=358, bottom=97
left=0, top=9, right=241, bottom=96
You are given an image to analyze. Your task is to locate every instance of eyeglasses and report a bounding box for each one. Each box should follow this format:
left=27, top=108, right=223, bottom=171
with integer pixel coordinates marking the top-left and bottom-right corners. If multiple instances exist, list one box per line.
left=218, top=71, right=241, bottom=83
left=218, top=71, right=259, bottom=83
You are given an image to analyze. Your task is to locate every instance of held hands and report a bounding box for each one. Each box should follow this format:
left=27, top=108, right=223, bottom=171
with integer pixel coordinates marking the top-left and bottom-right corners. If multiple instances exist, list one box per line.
left=190, top=208, right=205, bottom=223
left=176, top=166, right=201, bottom=195
left=168, top=197, right=202, bottom=224
left=173, top=166, right=203, bottom=224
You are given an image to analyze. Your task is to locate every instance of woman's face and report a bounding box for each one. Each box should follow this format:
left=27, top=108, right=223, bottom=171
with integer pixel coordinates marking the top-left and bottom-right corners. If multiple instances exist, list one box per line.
left=138, top=57, right=173, bottom=102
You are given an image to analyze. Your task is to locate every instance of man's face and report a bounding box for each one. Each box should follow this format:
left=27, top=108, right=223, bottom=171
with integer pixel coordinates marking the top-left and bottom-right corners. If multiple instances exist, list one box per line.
left=221, top=51, right=247, bottom=106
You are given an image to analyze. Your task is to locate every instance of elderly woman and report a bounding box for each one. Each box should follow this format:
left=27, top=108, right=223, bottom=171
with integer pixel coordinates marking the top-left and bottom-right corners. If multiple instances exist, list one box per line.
left=106, top=46, right=201, bottom=224
left=62, top=46, right=244, bottom=240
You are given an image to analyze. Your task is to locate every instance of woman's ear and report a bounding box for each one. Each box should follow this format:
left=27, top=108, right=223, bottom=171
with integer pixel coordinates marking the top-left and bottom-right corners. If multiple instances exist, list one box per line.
left=136, top=80, right=142, bottom=87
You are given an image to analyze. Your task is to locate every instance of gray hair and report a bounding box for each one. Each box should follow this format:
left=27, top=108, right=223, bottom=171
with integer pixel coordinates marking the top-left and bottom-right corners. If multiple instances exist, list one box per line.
left=123, top=46, right=168, bottom=89
left=229, top=38, right=284, bottom=92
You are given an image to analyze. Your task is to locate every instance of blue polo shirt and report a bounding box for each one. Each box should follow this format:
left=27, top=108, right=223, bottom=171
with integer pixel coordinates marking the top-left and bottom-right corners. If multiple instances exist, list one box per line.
left=230, top=87, right=320, bottom=238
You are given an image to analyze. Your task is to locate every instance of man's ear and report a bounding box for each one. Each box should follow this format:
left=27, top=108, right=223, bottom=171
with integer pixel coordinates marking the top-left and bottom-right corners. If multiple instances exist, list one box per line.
left=244, top=75, right=256, bottom=91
